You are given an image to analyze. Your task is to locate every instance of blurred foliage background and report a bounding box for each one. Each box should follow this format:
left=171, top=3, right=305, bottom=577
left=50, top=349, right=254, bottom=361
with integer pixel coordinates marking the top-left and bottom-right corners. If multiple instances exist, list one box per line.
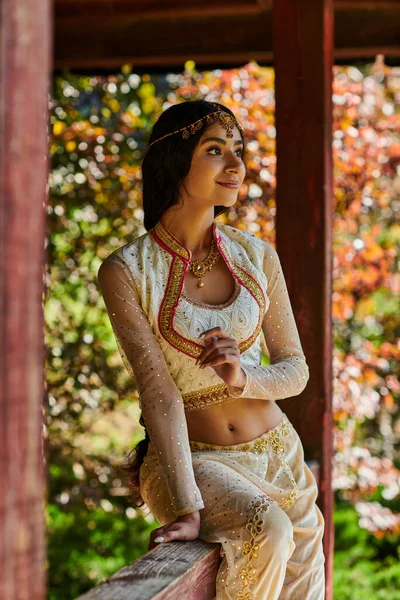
left=47, top=58, right=400, bottom=599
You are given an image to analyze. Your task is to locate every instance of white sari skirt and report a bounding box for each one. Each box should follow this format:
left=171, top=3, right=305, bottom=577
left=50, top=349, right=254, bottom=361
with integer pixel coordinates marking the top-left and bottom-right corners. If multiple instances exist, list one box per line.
left=140, top=412, right=326, bottom=600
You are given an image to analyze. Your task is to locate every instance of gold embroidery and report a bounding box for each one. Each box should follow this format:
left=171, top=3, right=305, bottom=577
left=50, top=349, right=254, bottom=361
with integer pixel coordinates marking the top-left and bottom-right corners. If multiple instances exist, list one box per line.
left=237, top=493, right=272, bottom=600
left=151, top=218, right=192, bottom=262
left=217, top=237, right=266, bottom=353
left=150, top=220, right=266, bottom=359
left=278, top=456, right=297, bottom=488
left=182, top=383, right=236, bottom=411
left=280, top=419, right=291, bottom=437
left=189, top=414, right=298, bottom=510
left=249, top=416, right=298, bottom=502
left=158, top=257, right=200, bottom=356
left=279, top=489, right=298, bottom=510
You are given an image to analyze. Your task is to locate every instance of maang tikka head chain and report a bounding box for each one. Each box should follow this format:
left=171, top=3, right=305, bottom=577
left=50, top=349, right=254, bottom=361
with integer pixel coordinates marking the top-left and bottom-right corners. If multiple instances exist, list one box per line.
left=147, top=102, right=245, bottom=149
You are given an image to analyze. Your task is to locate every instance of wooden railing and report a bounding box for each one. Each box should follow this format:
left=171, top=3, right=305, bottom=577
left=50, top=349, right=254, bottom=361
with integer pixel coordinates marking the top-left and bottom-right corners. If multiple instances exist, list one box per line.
left=75, top=460, right=320, bottom=600
left=75, top=539, right=221, bottom=600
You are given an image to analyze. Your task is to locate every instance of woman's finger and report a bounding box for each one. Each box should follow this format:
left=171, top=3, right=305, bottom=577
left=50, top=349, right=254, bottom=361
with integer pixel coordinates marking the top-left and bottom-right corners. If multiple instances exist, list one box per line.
left=199, top=340, right=238, bottom=360
left=148, top=526, right=170, bottom=550
left=151, top=524, right=187, bottom=545
left=201, top=352, right=239, bottom=367
left=150, top=527, right=164, bottom=541
left=198, top=326, right=230, bottom=341
left=197, top=337, right=237, bottom=365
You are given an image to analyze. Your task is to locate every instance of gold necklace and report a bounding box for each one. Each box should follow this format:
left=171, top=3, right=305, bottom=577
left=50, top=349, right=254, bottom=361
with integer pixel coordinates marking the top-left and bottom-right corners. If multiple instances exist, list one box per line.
left=188, top=238, right=220, bottom=288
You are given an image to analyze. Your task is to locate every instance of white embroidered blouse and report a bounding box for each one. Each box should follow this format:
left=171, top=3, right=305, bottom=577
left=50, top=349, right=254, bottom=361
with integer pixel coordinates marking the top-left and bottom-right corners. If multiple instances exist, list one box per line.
left=97, top=219, right=309, bottom=517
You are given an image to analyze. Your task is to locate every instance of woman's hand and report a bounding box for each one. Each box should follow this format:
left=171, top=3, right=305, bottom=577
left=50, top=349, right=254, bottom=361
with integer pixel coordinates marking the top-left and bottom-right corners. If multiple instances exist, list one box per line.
left=195, top=326, right=246, bottom=389
left=148, top=510, right=201, bottom=551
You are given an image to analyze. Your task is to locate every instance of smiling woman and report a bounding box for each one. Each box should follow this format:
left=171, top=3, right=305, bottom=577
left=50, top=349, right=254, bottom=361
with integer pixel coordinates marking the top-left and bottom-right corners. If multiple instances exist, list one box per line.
left=98, top=100, right=325, bottom=600
left=140, top=101, right=246, bottom=232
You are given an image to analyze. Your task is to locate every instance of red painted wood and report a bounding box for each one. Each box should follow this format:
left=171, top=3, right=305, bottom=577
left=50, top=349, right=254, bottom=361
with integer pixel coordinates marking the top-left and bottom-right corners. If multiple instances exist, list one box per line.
left=272, top=0, right=334, bottom=598
left=52, top=1, right=400, bottom=69
left=54, top=0, right=265, bottom=19
left=0, top=1, right=52, bottom=599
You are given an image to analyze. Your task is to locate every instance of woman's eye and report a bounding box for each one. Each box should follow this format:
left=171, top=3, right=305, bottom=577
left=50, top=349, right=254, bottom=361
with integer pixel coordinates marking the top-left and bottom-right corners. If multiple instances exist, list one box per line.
left=207, top=146, right=244, bottom=157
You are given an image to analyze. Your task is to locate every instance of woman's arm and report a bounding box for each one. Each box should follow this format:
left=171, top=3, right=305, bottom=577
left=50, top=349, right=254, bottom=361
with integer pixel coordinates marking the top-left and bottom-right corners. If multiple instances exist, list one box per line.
left=98, top=254, right=204, bottom=516
left=226, top=241, right=310, bottom=400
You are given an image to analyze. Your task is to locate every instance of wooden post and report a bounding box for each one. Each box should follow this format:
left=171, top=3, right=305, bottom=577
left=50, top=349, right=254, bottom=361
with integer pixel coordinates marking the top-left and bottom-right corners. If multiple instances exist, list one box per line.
left=0, top=1, right=52, bottom=599
left=272, top=0, right=334, bottom=597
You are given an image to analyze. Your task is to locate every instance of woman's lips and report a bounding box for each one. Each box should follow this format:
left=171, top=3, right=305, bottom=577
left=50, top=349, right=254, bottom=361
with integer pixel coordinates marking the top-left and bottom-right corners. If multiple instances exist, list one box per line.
left=217, top=182, right=239, bottom=189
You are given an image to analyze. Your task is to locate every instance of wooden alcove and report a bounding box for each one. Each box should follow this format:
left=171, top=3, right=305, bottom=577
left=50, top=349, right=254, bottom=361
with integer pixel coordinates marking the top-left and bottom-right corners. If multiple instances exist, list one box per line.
left=1, top=1, right=399, bottom=599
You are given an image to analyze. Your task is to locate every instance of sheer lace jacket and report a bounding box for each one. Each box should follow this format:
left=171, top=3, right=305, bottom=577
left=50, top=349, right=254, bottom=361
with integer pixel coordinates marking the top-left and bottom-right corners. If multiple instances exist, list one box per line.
left=97, top=220, right=309, bottom=516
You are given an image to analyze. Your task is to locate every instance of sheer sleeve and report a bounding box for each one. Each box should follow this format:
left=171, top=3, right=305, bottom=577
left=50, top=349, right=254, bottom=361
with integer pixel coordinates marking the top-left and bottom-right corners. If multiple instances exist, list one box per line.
left=227, top=241, right=310, bottom=400
left=97, top=254, right=205, bottom=517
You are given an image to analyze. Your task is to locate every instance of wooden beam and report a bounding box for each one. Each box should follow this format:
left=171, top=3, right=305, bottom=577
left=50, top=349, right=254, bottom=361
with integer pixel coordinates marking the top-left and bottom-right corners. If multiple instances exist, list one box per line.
left=75, top=539, right=221, bottom=600
left=336, top=0, right=399, bottom=7
left=335, top=46, right=400, bottom=58
left=53, top=6, right=400, bottom=69
left=272, top=0, right=334, bottom=598
left=54, top=0, right=268, bottom=21
left=0, top=0, right=51, bottom=599
left=54, top=0, right=399, bottom=17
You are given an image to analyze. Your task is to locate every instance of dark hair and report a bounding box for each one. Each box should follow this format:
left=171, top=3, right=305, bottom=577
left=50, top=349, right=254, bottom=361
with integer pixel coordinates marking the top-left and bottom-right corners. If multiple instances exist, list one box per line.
left=120, top=413, right=150, bottom=510
left=121, top=100, right=246, bottom=512
left=142, top=100, right=246, bottom=231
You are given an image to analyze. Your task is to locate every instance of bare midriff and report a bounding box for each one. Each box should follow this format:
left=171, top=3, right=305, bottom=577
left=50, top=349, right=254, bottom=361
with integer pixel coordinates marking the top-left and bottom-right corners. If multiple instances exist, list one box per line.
left=185, top=399, right=284, bottom=446
left=183, top=260, right=284, bottom=446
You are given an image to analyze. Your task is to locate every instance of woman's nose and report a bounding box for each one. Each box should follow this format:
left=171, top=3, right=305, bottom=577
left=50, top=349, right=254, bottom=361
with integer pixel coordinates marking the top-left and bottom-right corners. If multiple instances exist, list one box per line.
left=226, top=155, right=243, bottom=169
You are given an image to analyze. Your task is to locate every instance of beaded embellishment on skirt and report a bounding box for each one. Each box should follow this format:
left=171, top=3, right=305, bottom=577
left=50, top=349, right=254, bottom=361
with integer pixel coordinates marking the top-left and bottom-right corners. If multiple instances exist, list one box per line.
left=189, top=413, right=298, bottom=511
left=189, top=413, right=300, bottom=600
left=141, top=412, right=325, bottom=600
left=237, top=492, right=273, bottom=600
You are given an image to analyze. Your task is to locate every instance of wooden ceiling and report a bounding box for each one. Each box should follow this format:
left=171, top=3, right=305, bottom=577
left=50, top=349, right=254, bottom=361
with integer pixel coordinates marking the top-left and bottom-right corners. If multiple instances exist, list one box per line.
left=53, top=0, right=400, bottom=71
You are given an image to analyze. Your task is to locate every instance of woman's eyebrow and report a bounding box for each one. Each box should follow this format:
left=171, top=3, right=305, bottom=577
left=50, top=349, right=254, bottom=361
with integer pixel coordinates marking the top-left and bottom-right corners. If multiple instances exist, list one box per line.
left=200, top=136, right=243, bottom=146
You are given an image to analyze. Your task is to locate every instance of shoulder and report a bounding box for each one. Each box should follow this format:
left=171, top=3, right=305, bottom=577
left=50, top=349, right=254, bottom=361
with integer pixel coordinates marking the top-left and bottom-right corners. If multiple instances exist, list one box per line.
left=97, top=252, right=130, bottom=294
left=101, top=230, right=151, bottom=262
left=218, top=223, right=260, bottom=243
left=218, top=223, right=274, bottom=256
left=116, top=230, right=151, bottom=258
left=98, top=230, right=150, bottom=283
left=218, top=223, right=266, bottom=246
left=218, top=224, right=281, bottom=278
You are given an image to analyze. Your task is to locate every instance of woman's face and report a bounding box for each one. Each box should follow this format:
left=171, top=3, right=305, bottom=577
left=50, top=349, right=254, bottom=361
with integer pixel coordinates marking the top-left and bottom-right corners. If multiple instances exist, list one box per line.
left=179, top=120, right=246, bottom=208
